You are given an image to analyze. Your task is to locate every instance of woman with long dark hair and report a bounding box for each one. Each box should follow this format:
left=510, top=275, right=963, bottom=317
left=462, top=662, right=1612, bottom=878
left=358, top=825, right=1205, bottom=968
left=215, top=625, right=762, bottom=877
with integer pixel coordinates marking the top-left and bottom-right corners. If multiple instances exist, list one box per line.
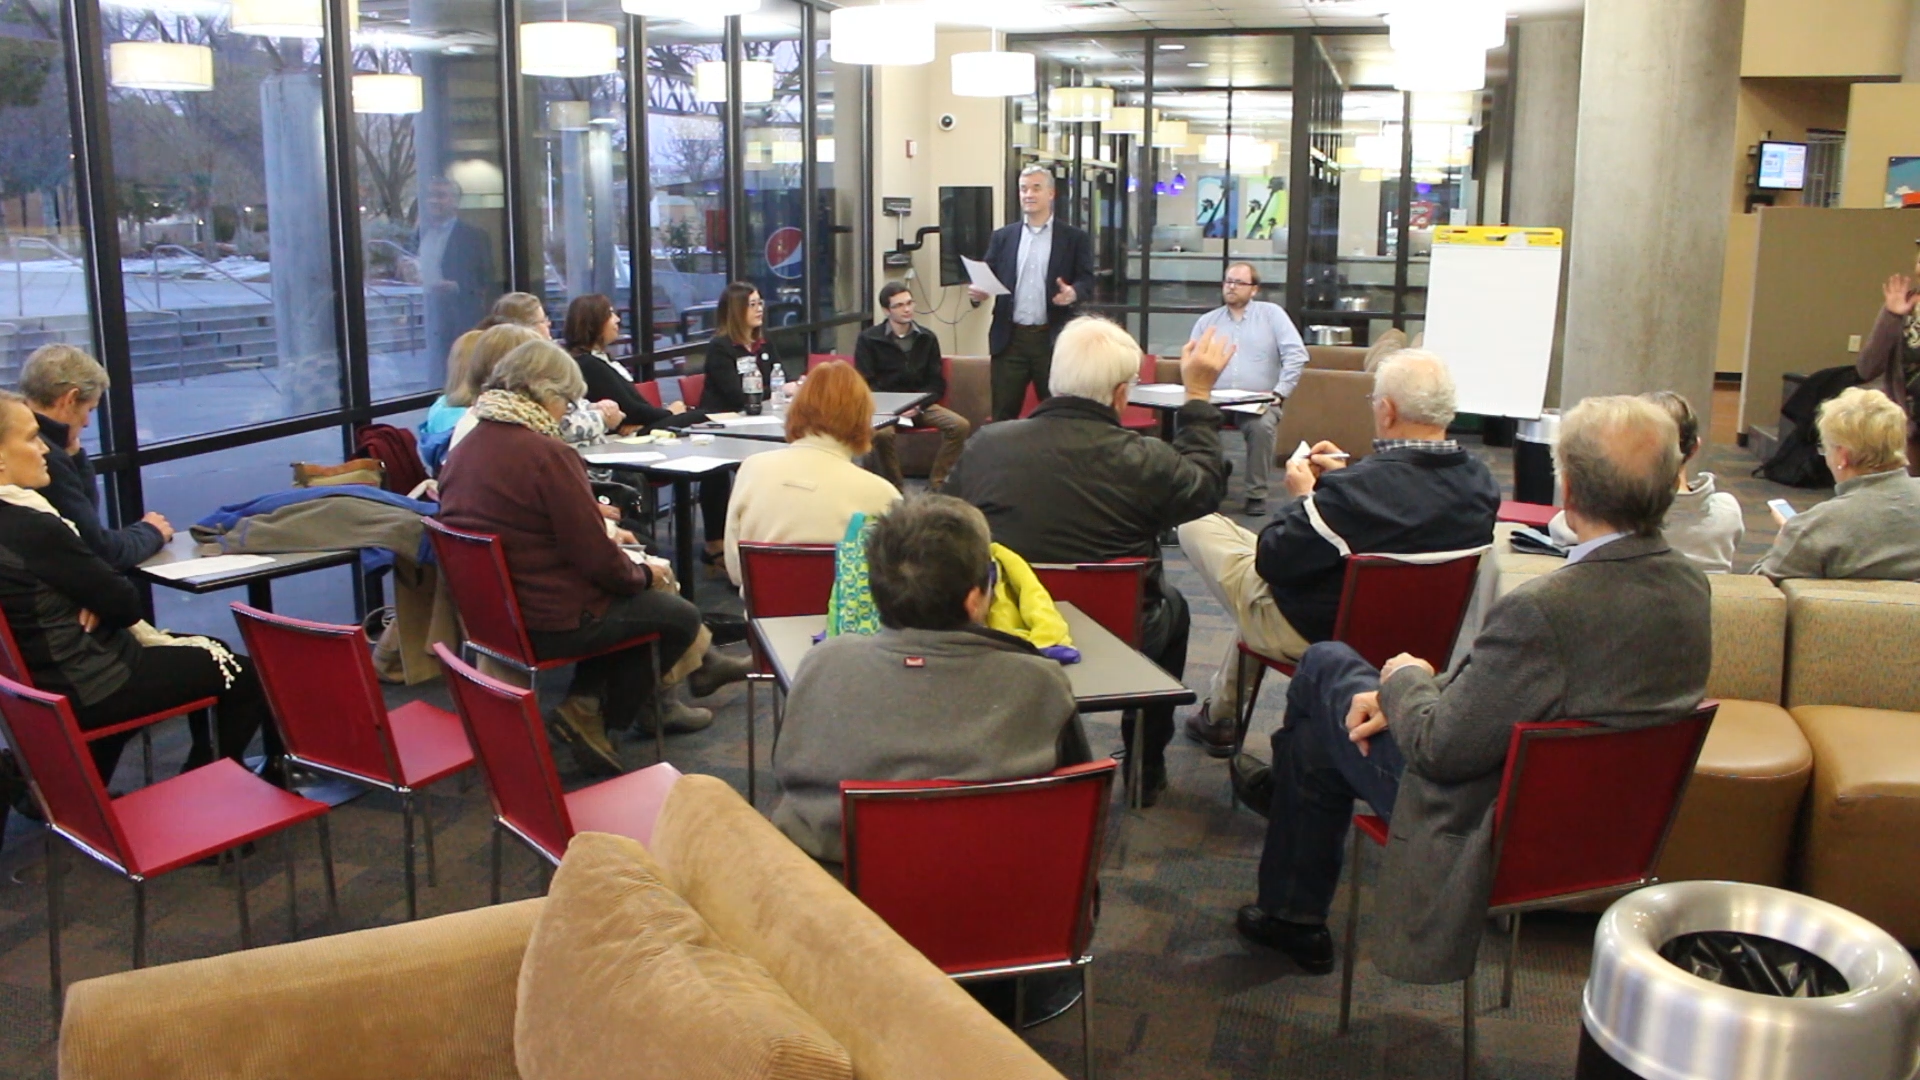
left=689, top=281, right=787, bottom=572
left=560, top=294, right=706, bottom=435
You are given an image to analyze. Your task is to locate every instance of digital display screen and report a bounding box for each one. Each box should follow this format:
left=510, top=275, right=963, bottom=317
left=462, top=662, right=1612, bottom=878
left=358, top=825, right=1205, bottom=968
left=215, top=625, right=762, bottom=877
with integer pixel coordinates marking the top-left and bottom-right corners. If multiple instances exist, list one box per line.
left=1757, top=141, right=1808, bottom=191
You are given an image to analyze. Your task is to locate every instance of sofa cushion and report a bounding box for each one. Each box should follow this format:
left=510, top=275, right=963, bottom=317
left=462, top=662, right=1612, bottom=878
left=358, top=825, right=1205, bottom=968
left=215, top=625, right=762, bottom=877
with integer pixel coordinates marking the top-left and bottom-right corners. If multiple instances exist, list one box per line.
left=1790, top=705, right=1920, bottom=945
left=1653, top=699, right=1810, bottom=887
left=1706, top=574, right=1786, bottom=703
left=515, top=831, right=853, bottom=1080
left=1782, top=579, right=1920, bottom=711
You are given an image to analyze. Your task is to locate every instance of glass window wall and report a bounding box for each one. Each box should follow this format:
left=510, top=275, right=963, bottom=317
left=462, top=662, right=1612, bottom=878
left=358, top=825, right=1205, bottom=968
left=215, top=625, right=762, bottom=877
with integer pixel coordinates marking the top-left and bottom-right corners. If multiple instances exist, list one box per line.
left=740, top=0, right=804, bottom=338
left=643, top=15, right=728, bottom=350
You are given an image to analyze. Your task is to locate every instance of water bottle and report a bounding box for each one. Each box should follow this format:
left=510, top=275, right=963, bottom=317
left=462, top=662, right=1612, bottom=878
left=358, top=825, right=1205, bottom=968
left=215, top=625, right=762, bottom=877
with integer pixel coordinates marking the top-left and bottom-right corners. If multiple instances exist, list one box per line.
left=768, top=363, right=786, bottom=413
left=741, top=356, right=764, bottom=416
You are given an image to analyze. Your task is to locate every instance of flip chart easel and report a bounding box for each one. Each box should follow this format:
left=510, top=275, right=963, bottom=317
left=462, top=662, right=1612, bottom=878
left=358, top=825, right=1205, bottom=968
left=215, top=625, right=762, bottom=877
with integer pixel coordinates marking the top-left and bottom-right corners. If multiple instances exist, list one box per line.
left=1419, top=226, right=1563, bottom=420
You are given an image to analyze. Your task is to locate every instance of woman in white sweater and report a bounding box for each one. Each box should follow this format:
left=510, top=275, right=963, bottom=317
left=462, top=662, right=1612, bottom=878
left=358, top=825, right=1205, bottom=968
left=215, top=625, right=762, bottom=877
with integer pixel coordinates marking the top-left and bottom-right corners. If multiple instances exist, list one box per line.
left=1550, top=390, right=1743, bottom=572
left=724, top=360, right=901, bottom=585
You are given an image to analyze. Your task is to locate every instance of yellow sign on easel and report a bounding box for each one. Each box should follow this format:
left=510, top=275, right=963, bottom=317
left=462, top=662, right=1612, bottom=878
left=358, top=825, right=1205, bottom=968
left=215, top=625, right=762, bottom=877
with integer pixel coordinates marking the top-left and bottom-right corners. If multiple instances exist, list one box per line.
left=1432, top=226, right=1565, bottom=249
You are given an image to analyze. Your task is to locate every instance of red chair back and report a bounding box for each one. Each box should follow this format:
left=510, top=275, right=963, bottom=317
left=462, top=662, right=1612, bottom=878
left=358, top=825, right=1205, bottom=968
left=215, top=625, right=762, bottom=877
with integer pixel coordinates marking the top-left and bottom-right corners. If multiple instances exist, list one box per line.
left=0, top=606, right=30, bottom=686
left=0, top=675, right=130, bottom=871
left=1487, top=705, right=1717, bottom=910
left=634, top=380, right=664, bottom=409
left=422, top=517, right=538, bottom=668
left=1031, top=561, right=1148, bottom=648
left=841, top=760, right=1116, bottom=976
left=230, top=604, right=401, bottom=787
left=1331, top=550, right=1486, bottom=670
left=679, top=373, right=705, bottom=409
left=434, top=643, right=574, bottom=860
left=737, top=543, right=838, bottom=619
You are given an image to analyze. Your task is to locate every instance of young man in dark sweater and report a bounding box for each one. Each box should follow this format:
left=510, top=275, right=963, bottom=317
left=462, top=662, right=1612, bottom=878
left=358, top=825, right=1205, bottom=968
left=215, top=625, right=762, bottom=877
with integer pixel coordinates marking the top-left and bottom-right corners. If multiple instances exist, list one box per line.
left=854, top=282, right=971, bottom=491
left=1176, top=350, right=1501, bottom=773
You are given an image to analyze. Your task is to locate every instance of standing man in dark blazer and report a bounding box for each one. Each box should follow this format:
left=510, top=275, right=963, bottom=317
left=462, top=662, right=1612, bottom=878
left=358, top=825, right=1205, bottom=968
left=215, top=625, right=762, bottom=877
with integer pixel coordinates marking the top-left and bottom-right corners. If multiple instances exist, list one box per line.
left=968, top=164, right=1096, bottom=422
left=1234, top=395, right=1713, bottom=984
left=414, top=176, right=498, bottom=386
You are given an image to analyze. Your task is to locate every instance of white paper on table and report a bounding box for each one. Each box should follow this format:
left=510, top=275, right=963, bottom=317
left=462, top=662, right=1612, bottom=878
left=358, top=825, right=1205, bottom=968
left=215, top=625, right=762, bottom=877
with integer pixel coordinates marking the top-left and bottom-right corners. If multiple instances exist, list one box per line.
left=1223, top=402, right=1269, bottom=417
left=960, top=257, right=1009, bottom=296
left=1135, top=382, right=1183, bottom=393
left=583, top=450, right=667, bottom=464
left=144, top=554, right=276, bottom=581
left=1211, top=388, right=1272, bottom=403
left=648, top=455, right=737, bottom=473
left=703, top=415, right=784, bottom=428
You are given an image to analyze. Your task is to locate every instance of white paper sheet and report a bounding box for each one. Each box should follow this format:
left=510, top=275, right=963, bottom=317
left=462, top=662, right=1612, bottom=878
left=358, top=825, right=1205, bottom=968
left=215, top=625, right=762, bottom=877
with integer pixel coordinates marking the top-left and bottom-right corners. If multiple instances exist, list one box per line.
left=1223, top=402, right=1269, bottom=417
left=1290, top=440, right=1313, bottom=463
left=648, top=455, right=737, bottom=473
left=701, top=415, right=784, bottom=428
left=1210, top=388, right=1272, bottom=403
left=583, top=450, right=667, bottom=464
left=960, top=256, right=1009, bottom=296
left=144, top=554, right=276, bottom=581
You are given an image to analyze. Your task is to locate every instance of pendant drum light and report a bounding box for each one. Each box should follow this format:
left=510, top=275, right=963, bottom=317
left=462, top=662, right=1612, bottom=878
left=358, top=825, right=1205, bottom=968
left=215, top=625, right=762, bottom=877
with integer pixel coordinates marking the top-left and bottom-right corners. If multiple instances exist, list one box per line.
left=829, top=4, right=934, bottom=66
left=521, top=0, right=619, bottom=80
left=353, top=73, right=424, bottom=114
left=1047, top=85, right=1112, bottom=124
left=950, top=50, right=1034, bottom=97
left=694, top=60, right=775, bottom=103
left=1150, top=118, right=1188, bottom=149
left=108, top=42, right=214, bottom=91
left=622, top=0, right=760, bottom=15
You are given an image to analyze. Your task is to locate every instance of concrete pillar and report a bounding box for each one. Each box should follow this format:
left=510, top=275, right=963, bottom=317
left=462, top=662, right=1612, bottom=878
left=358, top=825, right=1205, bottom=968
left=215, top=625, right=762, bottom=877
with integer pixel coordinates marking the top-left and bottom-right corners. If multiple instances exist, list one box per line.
left=260, top=73, right=342, bottom=417
left=1904, top=0, right=1920, bottom=80
left=1560, top=0, right=1744, bottom=416
left=1508, top=16, right=1582, bottom=405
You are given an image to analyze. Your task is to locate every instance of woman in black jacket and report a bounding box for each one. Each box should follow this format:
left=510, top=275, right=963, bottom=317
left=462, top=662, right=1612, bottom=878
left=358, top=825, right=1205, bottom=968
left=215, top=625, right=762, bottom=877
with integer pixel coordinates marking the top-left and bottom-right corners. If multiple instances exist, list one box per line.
left=0, top=391, right=273, bottom=781
left=562, top=294, right=708, bottom=435
left=700, top=281, right=783, bottom=414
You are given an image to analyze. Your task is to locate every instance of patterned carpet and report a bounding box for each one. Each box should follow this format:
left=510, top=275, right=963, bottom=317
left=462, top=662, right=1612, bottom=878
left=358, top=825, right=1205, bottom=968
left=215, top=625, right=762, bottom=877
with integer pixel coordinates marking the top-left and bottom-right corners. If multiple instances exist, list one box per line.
left=0, top=430, right=1817, bottom=1080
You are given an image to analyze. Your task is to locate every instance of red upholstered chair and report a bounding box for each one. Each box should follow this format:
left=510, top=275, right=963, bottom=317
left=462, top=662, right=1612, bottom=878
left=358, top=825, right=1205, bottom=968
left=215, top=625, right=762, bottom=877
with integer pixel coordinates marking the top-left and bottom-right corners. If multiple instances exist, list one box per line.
left=736, top=542, right=838, bottom=805
left=1496, top=500, right=1557, bottom=529
left=0, top=673, right=336, bottom=1020
left=679, top=372, right=706, bottom=409
left=231, top=603, right=475, bottom=920
left=634, top=379, right=664, bottom=409
left=1231, top=549, right=1489, bottom=769
left=0, top=607, right=214, bottom=787
left=422, top=517, right=668, bottom=765
left=434, top=644, right=682, bottom=902
left=1029, top=561, right=1149, bottom=808
left=841, top=759, right=1117, bottom=1080
left=1338, top=706, right=1717, bottom=1078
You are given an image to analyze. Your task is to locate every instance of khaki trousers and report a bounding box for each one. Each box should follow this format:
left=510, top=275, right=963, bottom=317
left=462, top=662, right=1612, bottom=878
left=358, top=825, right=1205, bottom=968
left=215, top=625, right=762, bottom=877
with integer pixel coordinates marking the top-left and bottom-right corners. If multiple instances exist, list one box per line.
left=1177, top=512, right=1312, bottom=723
left=868, top=403, right=972, bottom=489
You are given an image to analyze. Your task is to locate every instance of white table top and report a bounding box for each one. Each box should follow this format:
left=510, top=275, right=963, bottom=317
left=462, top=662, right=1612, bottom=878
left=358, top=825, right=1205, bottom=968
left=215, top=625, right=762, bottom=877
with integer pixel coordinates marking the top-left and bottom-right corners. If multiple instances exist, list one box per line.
left=138, top=534, right=357, bottom=592
left=1127, top=384, right=1276, bottom=411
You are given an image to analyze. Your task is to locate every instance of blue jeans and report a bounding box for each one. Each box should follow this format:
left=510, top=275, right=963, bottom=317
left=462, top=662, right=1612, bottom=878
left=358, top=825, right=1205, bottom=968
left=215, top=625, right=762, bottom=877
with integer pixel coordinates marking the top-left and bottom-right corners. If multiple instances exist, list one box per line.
left=1255, top=642, right=1407, bottom=924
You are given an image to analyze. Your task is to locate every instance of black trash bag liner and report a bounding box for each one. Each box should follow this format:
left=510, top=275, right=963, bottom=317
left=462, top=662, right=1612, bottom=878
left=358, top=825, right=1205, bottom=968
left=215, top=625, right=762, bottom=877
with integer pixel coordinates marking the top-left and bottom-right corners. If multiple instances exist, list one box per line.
left=1659, top=931, right=1848, bottom=998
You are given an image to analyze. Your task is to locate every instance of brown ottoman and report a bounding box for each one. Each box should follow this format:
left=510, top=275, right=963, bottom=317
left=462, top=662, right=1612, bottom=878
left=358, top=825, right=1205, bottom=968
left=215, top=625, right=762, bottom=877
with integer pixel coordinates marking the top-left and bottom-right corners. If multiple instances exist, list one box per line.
left=1791, top=705, right=1920, bottom=945
left=1654, top=699, right=1811, bottom=887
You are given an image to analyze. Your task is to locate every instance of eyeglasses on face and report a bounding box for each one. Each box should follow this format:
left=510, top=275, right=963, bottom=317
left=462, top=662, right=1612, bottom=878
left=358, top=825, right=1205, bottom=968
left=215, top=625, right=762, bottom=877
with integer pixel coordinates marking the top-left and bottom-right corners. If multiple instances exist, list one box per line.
left=888, top=300, right=914, bottom=310
left=1222, top=278, right=1255, bottom=288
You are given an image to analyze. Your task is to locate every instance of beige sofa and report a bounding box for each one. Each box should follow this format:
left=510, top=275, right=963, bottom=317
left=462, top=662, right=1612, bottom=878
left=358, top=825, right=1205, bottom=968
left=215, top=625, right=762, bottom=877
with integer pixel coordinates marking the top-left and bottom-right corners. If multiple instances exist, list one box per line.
left=58, top=775, right=1066, bottom=1080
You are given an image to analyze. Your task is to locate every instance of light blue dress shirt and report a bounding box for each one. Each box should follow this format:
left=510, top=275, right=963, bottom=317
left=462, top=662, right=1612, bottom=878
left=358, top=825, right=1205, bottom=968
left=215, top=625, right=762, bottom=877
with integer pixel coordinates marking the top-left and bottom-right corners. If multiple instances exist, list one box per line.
left=1565, top=530, right=1629, bottom=566
left=1189, top=300, right=1310, bottom=397
left=1011, top=218, right=1054, bottom=327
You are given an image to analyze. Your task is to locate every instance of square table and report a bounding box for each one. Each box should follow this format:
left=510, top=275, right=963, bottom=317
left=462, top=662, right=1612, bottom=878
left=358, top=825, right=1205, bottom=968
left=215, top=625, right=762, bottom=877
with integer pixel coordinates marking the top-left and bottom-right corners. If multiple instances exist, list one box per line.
left=1127, top=384, right=1276, bottom=439
left=137, top=534, right=359, bottom=612
left=686, top=390, right=935, bottom=444
left=750, top=602, right=1194, bottom=807
left=578, top=433, right=781, bottom=599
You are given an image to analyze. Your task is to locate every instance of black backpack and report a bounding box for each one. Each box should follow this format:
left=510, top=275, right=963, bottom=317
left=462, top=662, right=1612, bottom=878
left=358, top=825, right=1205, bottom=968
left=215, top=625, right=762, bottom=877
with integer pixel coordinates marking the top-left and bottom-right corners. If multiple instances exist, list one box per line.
left=1754, top=365, right=1860, bottom=489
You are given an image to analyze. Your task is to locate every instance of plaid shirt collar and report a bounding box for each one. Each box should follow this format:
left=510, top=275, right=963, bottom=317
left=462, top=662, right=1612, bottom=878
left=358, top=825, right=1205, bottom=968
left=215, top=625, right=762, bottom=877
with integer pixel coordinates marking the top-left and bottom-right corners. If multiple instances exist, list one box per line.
left=1372, top=438, right=1461, bottom=454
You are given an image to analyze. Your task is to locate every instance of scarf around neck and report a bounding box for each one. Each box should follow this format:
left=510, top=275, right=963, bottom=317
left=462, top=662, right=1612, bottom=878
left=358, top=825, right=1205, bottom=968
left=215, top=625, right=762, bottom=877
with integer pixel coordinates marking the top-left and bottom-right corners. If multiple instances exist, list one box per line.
left=0, top=484, right=78, bottom=533
left=472, top=389, right=562, bottom=440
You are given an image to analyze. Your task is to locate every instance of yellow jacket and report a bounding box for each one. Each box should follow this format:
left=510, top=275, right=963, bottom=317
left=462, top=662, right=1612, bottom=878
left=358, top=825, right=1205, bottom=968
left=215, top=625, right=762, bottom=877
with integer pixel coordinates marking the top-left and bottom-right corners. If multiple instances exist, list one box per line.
left=986, top=543, right=1074, bottom=654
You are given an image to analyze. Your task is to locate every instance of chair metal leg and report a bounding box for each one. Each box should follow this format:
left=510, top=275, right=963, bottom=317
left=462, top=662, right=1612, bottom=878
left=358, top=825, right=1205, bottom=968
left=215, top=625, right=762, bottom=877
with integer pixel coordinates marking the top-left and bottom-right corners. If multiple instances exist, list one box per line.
left=283, top=830, right=298, bottom=940
left=1126, top=711, right=1145, bottom=810
left=401, top=793, right=418, bottom=921
left=650, top=642, right=666, bottom=764
left=1461, top=971, right=1476, bottom=1080
left=141, top=727, right=154, bottom=786
left=130, top=878, right=146, bottom=970
left=746, top=678, right=757, bottom=807
left=45, top=833, right=63, bottom=1022
left=316, top=816, right=339, bottom=931
left=1338, top=826, right=1362, bottom=1035
left=231, top=848, right=253, bottom=950
left=1013, top=976, right=1026, bottom=1030
left=489, top=824, right=503, bottom=906
left=1080, top=963, right=1096, bottom=1080
left=1501, top=913, right=1521, bottom=1009
left=422, top=788, right=439, bottom=888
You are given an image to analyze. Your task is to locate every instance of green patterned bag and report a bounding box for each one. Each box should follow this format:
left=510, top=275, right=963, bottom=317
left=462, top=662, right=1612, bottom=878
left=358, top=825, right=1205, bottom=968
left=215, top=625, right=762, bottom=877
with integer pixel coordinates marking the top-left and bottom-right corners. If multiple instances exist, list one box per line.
left=825, top=512, right=881, bottom=637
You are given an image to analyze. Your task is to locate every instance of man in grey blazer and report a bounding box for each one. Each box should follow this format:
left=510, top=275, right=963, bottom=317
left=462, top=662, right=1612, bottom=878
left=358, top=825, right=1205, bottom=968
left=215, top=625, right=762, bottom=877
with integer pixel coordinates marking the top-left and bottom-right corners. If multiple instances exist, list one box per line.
left=1236, top=395, right=1713, bottom=984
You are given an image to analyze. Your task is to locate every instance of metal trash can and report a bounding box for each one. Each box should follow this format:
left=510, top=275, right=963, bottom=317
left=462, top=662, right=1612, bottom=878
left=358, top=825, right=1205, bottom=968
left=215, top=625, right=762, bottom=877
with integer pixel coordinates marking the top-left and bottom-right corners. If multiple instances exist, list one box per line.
left=1512, top=410, right=1560, bottom=507
left=1580, top=881, right=1920, bottom=1080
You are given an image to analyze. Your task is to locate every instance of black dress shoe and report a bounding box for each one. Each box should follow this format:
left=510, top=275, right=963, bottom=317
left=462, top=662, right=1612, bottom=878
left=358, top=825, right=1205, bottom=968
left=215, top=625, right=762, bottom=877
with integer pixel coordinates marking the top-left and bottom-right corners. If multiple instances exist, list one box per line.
left=1236, top=905, right=1335, bottom=974
left=1229, top=753, right=1273, bottom=817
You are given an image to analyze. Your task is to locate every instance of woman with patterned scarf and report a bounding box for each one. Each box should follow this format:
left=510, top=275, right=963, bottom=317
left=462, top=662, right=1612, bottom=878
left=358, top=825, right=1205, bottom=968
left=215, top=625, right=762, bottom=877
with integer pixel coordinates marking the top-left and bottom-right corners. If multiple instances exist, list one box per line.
left=0, top=390, right=275, bottom=792
left=1860, top=251, right=1920, bottom=476
left=437, top=341, right=749, bottom=776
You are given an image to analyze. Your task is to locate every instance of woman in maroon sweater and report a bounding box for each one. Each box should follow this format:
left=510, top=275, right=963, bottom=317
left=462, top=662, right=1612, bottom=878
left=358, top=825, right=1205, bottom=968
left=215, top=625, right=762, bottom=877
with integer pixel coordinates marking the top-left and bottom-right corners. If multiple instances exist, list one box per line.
left=437, top=341, right=747, bottom=775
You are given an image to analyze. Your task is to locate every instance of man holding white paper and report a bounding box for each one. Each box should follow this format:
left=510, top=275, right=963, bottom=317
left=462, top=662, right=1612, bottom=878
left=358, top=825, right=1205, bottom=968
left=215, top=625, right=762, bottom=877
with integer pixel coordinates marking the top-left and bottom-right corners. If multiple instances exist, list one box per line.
left=968, top=164, right=1095, bottom=422
left=1189, top=262, right=1310, bottom=516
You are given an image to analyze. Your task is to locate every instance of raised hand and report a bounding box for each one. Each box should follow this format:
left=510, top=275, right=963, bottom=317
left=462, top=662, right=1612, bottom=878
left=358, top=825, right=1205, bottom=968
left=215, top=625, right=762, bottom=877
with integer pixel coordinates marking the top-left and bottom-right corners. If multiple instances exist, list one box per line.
left=1179, top=328, right=1235, bottom=400
left=1885, top=274, right=1916, bottom=317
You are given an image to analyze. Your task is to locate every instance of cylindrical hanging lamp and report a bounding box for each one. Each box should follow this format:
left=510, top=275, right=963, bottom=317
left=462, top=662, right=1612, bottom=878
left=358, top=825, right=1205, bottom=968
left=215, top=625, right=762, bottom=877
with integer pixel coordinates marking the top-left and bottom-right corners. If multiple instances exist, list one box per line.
left=520, top=21, right=619, bottom=79
left=229, top=0, right=359, bottom=37
left=108, top=42, right=214, bottom=91
left=950, top=50, right=1034, bottom=97
left=1150, top=117, right=1188, bottom=148
left=1047, top=85, right=1113, bottom=124
left=693, top=60, right=775, bottom=103
left=353, top=73, right=424, bottom=114
left=623, top=0, right=760, bottom=15
left=829, top=4, right=934, bottom=66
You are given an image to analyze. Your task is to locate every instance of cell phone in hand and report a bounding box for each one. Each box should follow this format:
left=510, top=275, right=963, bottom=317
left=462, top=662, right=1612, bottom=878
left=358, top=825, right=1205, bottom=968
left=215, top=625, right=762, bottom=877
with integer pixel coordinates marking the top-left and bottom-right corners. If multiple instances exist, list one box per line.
left=1767, top=498, right=1797, bottom=520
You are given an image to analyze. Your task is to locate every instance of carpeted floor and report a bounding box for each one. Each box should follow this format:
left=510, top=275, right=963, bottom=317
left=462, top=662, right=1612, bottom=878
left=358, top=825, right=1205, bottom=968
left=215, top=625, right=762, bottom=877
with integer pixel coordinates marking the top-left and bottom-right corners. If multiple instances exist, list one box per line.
left=0, top=425, right=1818, bottom=1080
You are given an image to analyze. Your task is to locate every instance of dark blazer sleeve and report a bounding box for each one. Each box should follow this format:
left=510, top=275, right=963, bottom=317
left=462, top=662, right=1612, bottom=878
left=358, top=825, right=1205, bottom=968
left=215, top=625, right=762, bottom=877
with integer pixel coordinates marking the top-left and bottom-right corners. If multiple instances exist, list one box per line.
left=22, top=513, right=145, bottom=629
left=918, top=337, right=948, bottom=401
left=575, top=351, right=650, bottom=422
left=41, top=448, right=163, bottom=572
left=1057, top=225, right=1095, bottom=309
left=701, top=339, right=747, bottom=413
left=1254, top=498, right=1344, bottom=590
left=1144, top=400, right=1229, bottom=529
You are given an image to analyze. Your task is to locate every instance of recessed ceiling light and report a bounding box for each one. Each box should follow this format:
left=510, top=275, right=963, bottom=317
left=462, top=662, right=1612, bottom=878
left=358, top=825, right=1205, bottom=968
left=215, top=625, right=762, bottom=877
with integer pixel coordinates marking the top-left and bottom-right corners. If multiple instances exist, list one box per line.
left=1158, top=43, right=1185, bottom=50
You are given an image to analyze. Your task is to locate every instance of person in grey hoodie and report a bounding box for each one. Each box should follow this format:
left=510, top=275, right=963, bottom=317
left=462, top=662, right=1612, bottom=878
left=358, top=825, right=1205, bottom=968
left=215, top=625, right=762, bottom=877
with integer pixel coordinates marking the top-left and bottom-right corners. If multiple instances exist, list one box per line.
left=771, top=493, right=1091, bottom=864
left=1550, top=390, right=1743, bottom=573
left=1754, top=387, right=1920, bottom=582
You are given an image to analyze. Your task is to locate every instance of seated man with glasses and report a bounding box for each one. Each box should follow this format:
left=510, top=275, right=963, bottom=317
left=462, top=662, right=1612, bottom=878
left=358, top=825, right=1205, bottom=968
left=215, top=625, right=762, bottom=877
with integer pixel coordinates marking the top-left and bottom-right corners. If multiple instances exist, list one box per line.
left=856, top=282, right=973, bottom=492
left=1177, top=350, right=1501, bottom=766
left=771, top=493, right=1089, bottom=866
left=1190, top=262, right=1311, bottom=516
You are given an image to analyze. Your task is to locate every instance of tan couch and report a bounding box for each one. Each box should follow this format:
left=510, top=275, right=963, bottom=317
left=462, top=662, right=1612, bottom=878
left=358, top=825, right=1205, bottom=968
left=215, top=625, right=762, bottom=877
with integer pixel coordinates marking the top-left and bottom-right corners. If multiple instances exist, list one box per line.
left=1782, top=578, right=1920, bottom=712
left=58, top=775, right=1066, bottom=1080
left=1789, top=704, right=1920, bottom=945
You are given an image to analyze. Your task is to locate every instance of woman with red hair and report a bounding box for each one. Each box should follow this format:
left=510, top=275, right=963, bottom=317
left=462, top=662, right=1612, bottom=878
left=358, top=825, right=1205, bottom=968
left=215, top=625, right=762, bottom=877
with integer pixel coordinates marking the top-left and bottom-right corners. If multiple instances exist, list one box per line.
left=723, top=361, right=901, bottom=584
